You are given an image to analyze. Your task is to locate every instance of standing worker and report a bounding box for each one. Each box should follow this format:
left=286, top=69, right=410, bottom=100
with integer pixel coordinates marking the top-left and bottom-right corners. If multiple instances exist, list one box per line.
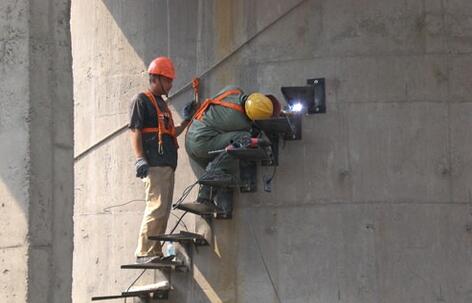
left=129, top=56, right=196, bottom=264
left=185, top=86, right=277, bottom=219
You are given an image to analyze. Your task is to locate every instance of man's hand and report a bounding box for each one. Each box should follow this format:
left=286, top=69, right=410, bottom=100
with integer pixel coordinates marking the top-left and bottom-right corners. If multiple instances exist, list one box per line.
left=182, top=100, right=198, bottom=121
left=135, top=158, right=149, bottom=178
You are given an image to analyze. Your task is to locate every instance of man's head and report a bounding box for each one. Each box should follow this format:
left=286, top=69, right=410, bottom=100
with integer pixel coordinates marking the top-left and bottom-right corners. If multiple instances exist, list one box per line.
left=148, top=57, right=175, bottom=97
left=244, top=92, right=280, bottom=121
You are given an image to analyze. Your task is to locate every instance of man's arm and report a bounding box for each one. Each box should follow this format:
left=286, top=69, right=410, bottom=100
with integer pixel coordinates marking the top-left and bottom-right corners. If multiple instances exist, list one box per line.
left=175, top=120, right=191, bottom=137
left=174, top=100, right=198, bottom=136
left=130, top=128, right=150, bottom=178
left=130, top=128, right=145, bottom=158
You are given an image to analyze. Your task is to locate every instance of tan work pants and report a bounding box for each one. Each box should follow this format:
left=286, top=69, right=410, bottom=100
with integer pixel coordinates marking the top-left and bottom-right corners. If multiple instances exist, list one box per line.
left=135, top=166, right=175, bottom=257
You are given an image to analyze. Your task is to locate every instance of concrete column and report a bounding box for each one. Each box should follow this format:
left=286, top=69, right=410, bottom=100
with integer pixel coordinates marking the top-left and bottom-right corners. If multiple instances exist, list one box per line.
left=0, top=0, right=73, bottom=302
left=71, top=0, right=472, bottom=302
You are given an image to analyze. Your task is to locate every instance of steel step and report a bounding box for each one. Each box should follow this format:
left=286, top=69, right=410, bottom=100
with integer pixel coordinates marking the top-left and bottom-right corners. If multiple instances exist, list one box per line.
left=175, top=202, right=218, bottom=216
left=227, top=147, right=271, bottom=161
left=197, top=178, right=239, bottom=188
left=92, top=282, right=170, bottom=301
left=148, top=231, right=208, bottom=246
left=255, top=116, right=298, bottom=138
left=121, top=259, right=184, bottom=270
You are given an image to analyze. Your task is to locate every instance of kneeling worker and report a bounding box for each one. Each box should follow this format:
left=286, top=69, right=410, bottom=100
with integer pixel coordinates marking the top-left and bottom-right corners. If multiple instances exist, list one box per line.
left=185, top=86, right=276, bottom=218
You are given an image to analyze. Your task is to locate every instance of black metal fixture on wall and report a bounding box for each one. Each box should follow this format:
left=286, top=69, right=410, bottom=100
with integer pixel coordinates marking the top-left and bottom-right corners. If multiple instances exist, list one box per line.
left=281, top=78, right=326, bottom=114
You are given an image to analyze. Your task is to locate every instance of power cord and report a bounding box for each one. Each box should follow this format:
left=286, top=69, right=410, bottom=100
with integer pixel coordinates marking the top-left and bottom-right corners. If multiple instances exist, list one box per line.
left=169, top=211, right=188, bottom=234
left=172, top=181, right=198, bottom=209
left=170, top=212, right=189, bottom=231
left=123, top=269, right=147, bottom=303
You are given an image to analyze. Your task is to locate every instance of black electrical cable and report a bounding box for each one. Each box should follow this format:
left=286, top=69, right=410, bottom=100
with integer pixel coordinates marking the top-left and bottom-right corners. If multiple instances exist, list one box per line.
left=170, top=212, right=189, bottom=231
left=169, top=211, right=188, bottom=235
left=124, top=269, right=147, bottom=303
left=172, top=181, right=198, bottom=209
left=172, top=151, right=230, bottom=210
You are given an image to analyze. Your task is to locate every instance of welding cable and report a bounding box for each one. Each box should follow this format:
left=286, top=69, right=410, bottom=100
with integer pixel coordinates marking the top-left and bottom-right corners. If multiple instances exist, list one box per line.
left=171, top=150, right=229, bottom=210
left=73, top=0, right=309, bottom=162
left=124, top=269, right=147, bottom=303
left=169, top=211, right=188, bottom=235
left=170, top=212, right=189, bottom=231
left=172, top=181, right=198, bottom=209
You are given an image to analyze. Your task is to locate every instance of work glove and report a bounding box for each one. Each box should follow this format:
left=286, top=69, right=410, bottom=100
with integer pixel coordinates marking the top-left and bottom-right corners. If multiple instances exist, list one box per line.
left=135, top=158, right=149, bottom=178
left=182, top=100, right=198, bottom=121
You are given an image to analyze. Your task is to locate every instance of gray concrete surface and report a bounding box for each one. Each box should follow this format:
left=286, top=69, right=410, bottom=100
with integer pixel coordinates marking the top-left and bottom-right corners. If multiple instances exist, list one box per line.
left=0, top=0, right=73, bottom=302
left=0, top=0, right=29, bottom=301
left=72, top=0, right=472, bottom=302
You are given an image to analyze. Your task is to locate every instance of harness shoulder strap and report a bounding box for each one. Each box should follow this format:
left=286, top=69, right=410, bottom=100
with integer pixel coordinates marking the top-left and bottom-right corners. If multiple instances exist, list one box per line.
left=193, top=89, right=243, bottom=120
left=141, top=91, right=179, bottom=151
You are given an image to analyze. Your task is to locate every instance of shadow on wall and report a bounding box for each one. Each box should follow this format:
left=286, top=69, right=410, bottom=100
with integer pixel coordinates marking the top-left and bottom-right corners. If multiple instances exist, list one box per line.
left=101, top=0, right=200, bottom=95
left=191, top=219, right=240, bottom=303
left=100, top=0, right=207, bottom=177
left=0, top=172, right=28, bottom=218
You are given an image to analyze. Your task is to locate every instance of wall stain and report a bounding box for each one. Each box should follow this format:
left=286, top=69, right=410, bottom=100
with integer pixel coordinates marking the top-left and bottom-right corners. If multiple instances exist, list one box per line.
left=215, top=0, right=234, bottom=57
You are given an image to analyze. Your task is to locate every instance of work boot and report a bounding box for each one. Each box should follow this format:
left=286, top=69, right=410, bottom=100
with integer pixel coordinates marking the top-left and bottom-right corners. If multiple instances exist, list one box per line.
left=214, top=189, right=233, bottom=219
left=197, top=184, right=213, bottom=203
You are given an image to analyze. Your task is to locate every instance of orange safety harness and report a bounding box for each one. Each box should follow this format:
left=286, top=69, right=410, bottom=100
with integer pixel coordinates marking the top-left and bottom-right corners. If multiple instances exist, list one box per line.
left=142, top=91, right=178, bottom=154
left=184, top=88, right=244, bottom=146
left=193, top=89, right=244, bottom=120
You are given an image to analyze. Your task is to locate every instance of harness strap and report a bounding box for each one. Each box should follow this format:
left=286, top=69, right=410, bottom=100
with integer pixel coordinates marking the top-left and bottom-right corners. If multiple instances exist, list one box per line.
left=193, top=89, right=243, bottom=120
left=142, top=91, right=179, bottom=153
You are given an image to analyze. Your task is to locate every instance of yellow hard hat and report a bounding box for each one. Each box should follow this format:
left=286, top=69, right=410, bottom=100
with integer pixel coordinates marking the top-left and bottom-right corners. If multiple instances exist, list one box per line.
left=245, top=93, right=273, bottom=120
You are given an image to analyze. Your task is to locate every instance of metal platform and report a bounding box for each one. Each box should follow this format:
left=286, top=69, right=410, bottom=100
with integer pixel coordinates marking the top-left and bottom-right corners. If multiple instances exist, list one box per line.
left=255, top=116, right=301, bottom=140
left=121, top=259, right=184, bottom=270
left=227, top=147, right=271, bottom=161
left=92, top=281, right=170, bottom=301
left=148, top=231, right=209, bottom=246
left=92, top=294, right=142, bottom=301
left=175, top=202, right=218, bottom=216
left=197, top=176, right=239, bottom=188
left=91, top=290, right=169, bottom=301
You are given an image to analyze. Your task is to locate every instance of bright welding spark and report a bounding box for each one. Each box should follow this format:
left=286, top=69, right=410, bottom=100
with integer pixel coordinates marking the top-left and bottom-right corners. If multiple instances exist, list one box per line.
left=291, top=102, right=304, bottom=112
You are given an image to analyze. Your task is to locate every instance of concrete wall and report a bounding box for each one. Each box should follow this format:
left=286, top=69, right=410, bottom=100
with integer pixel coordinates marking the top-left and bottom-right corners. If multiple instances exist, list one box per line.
left=0, top=0, right=73, bottom=302
left=0, top=1, right=29, bottom=301
left=72, top=0, right=472, bottom=302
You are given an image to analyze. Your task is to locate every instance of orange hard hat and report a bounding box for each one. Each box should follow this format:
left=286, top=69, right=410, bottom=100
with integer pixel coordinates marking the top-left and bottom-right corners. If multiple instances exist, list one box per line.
left=148, top=57, right=176, bottom=79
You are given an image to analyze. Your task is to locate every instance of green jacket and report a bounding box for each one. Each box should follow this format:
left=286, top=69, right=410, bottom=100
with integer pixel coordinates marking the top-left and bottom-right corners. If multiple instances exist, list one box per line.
left=185, top=86, right=252, bottom=162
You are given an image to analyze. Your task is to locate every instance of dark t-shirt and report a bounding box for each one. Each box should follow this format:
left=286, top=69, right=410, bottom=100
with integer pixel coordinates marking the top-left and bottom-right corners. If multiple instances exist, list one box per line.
left=129, top=93, right=178, bottom=169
